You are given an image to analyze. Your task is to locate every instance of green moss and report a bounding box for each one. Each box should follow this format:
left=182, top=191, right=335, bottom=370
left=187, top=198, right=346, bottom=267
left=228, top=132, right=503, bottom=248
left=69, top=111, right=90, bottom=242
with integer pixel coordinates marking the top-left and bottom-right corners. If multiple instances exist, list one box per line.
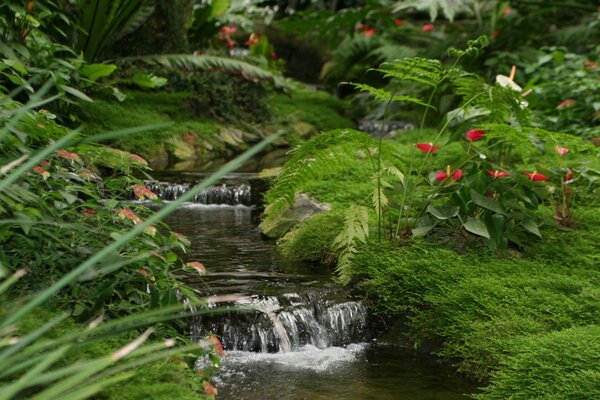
left=269, top=88, right=355, bottom=133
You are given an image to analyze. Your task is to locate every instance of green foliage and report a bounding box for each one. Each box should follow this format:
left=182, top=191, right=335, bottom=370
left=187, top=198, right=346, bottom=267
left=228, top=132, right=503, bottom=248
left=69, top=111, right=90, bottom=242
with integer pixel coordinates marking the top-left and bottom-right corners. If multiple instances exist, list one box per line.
left=332, top=205, right=369, bottom=284
left=123, top=54, right=286, bottom=87
left=75, top=0, right=156, bottom=62
left=393, top=0, right=476, bottom=22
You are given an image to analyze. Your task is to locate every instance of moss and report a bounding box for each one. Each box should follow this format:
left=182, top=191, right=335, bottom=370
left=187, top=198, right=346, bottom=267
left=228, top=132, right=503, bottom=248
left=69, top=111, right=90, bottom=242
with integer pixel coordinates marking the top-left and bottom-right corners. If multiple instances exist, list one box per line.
left=269, top=87, right=355, bottom=133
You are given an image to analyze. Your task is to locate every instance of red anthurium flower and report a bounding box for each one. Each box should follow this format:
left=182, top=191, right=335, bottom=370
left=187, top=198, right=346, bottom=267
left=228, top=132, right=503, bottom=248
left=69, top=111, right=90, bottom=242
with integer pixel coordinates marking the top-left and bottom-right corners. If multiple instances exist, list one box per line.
left=492, top=30, right=500, bottom=38
left=465, top=129, right=485, bottom=141
left=209, top=335, right=225, bottom=356
left=40, top=160, right=50, bottom=167
left=565, top=169, right=574, bottom=182
left=452, top=169, right=463, bottom=181
left=33, top=165, right=50, bottom=178
left=202, top=381, right=218, bottom=395
left=395, top=18, right=404, bottom=26
left=417, top=143, right=440, bottom=153
left=555, top=146, right=569, bottom=156
left=137, top=268, right=150, bottom=277
left=117, top=208, right=142, bottom=224
left=503, top=8, right=512, bottom=15
left=186, top=261, right=206, bottom=275
left=556, top=99, right=575, bottom=109
left=81, top=208, right=97, bottom=217
left=487, top=169, right=511, bottom=178
left=133, top=184, right=158, bottom=200
left=435, top=171, right=448, bottom=181
left=422, top=24, right=434, bottom=32
left=245, top=33, right=259, bottom=46
left=220, top=26, right=237, bottom=34
left=363, top=27, right=375, bottom=37
left=524, top=171, right=548, bottom=182
left=57, top=149, right=81, bottom=161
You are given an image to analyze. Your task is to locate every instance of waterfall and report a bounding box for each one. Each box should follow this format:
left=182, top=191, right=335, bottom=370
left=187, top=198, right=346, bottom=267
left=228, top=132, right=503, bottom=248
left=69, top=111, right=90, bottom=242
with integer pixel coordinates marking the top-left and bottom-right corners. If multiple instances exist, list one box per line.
left=192, top=294, right=367, bottom=353
left=143, top=180, right=253, bottom=206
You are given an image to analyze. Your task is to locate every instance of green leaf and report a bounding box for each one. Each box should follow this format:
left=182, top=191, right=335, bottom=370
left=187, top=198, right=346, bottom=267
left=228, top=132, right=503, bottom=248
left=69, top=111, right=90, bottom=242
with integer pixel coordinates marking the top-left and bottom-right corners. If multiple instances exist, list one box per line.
left=60, top=86, right=93, bottom=102
left=79, top=63, right=117, bottom=82
left=129, top=72, right=167, bottom=88
left=521, top=218, right=542, bottom=238
left=469, top=190, right=505, bottom=215
left=427, top=204, right=459, bottom=220
left=463, top=216, right=490, bottom=239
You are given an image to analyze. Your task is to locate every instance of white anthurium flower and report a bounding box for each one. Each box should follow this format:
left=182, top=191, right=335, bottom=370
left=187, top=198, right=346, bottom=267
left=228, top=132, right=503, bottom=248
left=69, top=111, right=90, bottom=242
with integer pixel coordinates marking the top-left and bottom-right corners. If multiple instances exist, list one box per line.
left=495, top=74, right=522, bottom=91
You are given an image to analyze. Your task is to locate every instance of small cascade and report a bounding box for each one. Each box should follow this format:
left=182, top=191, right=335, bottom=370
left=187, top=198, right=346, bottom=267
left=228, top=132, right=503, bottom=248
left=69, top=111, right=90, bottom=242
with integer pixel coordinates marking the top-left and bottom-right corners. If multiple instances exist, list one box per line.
left=192, top=294, right=367, bottom=353
left=143, top=180, right=253, bottom=206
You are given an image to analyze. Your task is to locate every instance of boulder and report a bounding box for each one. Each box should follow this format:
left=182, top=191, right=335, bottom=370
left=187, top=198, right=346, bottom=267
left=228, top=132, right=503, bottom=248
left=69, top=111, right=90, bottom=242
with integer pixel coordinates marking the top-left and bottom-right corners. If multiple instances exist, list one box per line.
left=260, top=193, right=332, bottom=238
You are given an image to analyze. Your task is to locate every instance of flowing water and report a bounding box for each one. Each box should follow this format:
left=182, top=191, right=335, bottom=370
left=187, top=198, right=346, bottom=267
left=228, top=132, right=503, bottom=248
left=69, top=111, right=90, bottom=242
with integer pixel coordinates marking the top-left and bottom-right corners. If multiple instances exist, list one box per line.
left=149, top=172, right=477, bottom=399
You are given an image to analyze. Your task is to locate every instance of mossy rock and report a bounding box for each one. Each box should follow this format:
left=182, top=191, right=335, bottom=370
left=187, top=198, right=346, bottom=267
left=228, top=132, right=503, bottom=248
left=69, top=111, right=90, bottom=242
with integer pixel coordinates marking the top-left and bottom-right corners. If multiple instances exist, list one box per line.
left=260, top=193, right=332, bottom=238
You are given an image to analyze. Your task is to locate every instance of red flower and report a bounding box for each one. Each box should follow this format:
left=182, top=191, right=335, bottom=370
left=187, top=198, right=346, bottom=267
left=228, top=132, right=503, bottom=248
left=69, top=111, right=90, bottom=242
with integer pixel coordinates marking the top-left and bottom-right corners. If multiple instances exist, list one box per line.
left=417, top=143, right=440, bottom=153
left=565, top=170, right=574, bottom=182
left=33, top=165, right=50, bottom=178
left=40, top=160, right=50, bottom=167
left=524, top=171, right=548, bottom=182
left=117, top=208, right=142, bottom=224
left=81, top=208, right=97, bottom=217
left=363, top=27, right=375, bottom=37
left=492, top=30, right=500, bottom=38
left=209, top=335, right=225, bottom=356
left=133, top=184, right=158, bottom=200
left=556, top=99, right=575, bottom=109
left=422, top=24, right=434, bottom=32
left=435, top=171, right=448, bottom=181
left=202, top=381, right=218, bottom=395
left=503, top=8, right=512, bottom=15
left=271, top=52, right=277, bottom=60
left=465, top=129, right=485, bottom=141
left=487, top=169, right=511, bottom=178
left=220, top=26, right=237, bottom=34
left=57, top=149, right=81, bottom=161
left=245, top=33, right=259, bottom=46
left=452, top=169, right=463, bottom=181
left=395, top=18, right=404, bottom=26
left=186, top=261, right=206, bottom=275
left=555, top=146, right=569, bottom=156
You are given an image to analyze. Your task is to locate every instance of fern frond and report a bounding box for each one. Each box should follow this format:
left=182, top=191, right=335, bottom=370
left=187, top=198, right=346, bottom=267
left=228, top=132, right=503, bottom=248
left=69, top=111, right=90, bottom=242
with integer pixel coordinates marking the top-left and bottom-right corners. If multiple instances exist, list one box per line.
left=347, top=83, right=436, bottom=110
left=332, top=205, right=369, bottom=285
left=376, top=57, right=443, bottom=88
left=121, top=54, right=285, bottom=86
left=263, top=129, right=375, bottom=224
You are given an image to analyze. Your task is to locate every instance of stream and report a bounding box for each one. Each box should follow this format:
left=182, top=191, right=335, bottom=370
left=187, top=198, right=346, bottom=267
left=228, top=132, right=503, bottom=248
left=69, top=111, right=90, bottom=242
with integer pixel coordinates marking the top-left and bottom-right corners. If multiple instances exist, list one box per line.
left=148, top=172, right=477, bottom=399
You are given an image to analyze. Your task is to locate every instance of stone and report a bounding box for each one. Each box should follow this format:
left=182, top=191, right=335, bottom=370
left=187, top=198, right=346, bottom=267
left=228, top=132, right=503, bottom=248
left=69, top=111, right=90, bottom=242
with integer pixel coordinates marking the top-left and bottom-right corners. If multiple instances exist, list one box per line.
left=260, top=193, right=332, bottom=238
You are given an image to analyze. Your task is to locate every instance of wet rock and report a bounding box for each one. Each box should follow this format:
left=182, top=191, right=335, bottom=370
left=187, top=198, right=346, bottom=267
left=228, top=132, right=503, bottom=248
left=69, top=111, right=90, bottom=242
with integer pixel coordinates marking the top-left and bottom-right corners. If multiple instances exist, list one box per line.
left=260, top=193, right=331, bottom=238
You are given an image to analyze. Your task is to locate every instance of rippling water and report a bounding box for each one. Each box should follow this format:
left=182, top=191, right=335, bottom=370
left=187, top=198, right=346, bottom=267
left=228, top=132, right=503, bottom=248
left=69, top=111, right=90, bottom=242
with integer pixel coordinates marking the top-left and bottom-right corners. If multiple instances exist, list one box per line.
left=162, top=177, right=477, bottom=399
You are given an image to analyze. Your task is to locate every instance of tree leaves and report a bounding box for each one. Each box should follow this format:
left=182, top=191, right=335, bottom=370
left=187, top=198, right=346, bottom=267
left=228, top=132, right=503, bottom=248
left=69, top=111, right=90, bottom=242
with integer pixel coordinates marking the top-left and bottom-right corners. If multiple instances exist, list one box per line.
left=463, top=216, right=490, bottom=239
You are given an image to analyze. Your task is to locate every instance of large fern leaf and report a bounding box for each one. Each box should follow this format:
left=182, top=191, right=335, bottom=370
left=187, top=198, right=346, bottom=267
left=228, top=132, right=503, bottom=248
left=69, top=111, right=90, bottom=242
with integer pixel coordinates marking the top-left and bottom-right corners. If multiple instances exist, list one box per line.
left=332, top=205, right=369, bottom=285
left=123, top=54, right=286, bottom=86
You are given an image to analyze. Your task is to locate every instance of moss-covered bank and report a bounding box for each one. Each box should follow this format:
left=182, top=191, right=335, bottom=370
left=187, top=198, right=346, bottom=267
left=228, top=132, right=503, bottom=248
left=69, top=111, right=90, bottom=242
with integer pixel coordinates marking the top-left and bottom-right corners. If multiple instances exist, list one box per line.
left=77, top=86, right=355, bottom=170
left=260, top=127, right=600, bottom=399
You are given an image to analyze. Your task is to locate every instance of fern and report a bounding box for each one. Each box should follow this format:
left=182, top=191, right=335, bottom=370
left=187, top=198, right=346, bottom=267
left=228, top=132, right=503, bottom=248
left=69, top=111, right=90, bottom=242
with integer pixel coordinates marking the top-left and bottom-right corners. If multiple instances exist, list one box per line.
left=263, top=129, right=375, bottom=225
left=332, top=205, right=369, bottom=285
left=348, top=83, right=436, bottom=109
left=121, top=54, right=286, bottom=86
left=376, top=57, right=444, bottom=89
left=393, top=0, right=476, bottom=22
